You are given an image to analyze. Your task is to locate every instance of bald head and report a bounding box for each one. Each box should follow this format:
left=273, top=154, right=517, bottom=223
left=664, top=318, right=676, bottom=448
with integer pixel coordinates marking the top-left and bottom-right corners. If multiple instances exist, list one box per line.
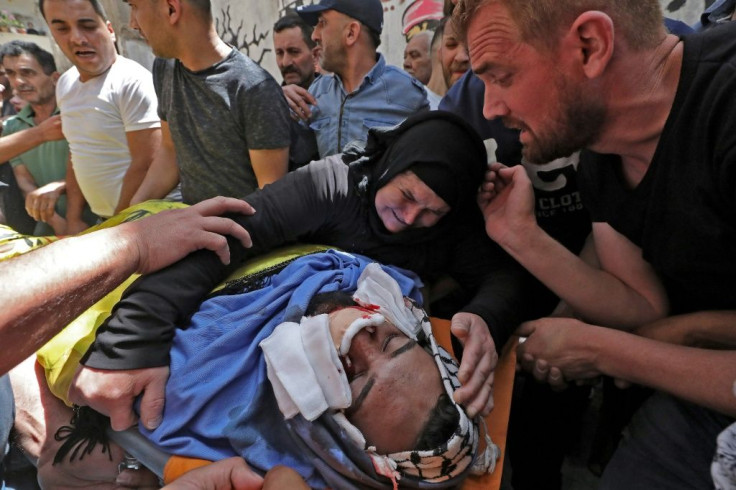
left=403, top=30, right=433, bottom=84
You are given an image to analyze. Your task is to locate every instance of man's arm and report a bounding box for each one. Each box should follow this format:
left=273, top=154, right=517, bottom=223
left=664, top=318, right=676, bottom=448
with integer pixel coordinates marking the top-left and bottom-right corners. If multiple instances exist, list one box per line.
left=0, top=115, right=64, bottom=163
left=13, top=164, right=66, bottom=224
left=634, top=310, right=736, bottom=348
left=131, top=121, right=179, bottom=205
left=249, top=147, right=289, bottom=188
left=115, top=128, right=162, bottom=214
left=516, top=318, right=736, bottom=418
left=64, top=153, right=90, bottom=235
left=0, top=197, right=254, bottom=376
left=480, top=163, right=669, bottom=328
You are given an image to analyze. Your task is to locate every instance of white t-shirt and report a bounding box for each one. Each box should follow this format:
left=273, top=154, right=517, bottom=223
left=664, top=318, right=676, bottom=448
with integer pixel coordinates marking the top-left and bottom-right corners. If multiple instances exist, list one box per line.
left=57, top=55, right=160, bottom=217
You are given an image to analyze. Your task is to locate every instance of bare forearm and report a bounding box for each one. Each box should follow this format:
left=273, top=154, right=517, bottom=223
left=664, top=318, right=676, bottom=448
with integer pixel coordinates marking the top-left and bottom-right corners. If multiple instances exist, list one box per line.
left=499, top=224, right=664, bottom=328
left=0, top=227, right=140, bottom=375
left=636, top=311, right=736, bottom=348
left=593, top=328, right=736, bottom=417
left=65, top=158, right=86, bottom=221
left=130, top=152, right=178, bottom=205
left=0, top=126, right=47, bottom=163
left=115, top=160, right=150, bottom=214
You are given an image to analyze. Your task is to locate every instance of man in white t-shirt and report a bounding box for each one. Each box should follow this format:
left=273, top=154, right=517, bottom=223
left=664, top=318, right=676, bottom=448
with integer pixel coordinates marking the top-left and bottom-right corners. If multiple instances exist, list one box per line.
left=40, top=0, right=162, bottom=232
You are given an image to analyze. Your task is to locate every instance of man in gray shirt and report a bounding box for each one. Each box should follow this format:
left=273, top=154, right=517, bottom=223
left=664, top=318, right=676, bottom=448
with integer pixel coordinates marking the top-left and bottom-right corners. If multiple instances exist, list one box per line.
left=128, top=0, right=291, bottom=204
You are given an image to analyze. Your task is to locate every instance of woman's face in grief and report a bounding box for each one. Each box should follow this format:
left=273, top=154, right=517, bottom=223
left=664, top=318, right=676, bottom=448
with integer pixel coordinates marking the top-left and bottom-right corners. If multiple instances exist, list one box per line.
left=374, top=171, right=451, bottom=233
left=329, top=307, right=444, bottom=454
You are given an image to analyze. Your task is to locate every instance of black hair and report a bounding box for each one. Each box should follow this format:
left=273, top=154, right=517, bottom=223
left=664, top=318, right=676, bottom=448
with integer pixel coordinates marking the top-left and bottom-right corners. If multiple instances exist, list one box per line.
left=0, top=40, right=57, bottom=75
left=39, top=0, right=108, bottom=20
left=432, top=16, right=449, bottom=48
left=305, top=291, right=359, bottom=316
left=274, top=13, right=316, bottom=49
left=414, top=393, right=459, bottom=450
left=363, top=24, right=382, bottom=49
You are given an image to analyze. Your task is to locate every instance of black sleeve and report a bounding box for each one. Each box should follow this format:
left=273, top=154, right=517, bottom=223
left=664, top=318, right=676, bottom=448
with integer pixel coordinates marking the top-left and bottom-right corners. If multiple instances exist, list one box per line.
left=83, top=162, right=342, bottom=370
left=448, top=213, right=546, bottom=354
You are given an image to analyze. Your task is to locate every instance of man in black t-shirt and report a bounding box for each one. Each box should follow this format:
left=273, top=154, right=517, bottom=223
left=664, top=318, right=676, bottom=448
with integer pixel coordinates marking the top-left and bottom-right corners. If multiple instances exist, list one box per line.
left=125, top=0, right=291, bottom=205
left=455, top=0, right=736, bottom=488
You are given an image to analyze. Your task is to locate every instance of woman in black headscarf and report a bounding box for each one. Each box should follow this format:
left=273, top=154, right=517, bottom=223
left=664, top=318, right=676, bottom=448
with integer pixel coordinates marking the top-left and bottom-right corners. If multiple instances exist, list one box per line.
left=77, top=111, right=528, bottom=427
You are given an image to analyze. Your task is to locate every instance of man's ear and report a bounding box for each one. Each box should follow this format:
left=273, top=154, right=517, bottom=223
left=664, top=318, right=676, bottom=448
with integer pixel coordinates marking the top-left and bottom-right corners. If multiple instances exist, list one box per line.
left=105, top=20, right=117, bottom=43
left=164, top=0, right=182, bottom=25
left=564, top=11, right=614, bottom=79
left=51, top=71, right=60, bottom=85
left=344, top=20, right=361, bottom=47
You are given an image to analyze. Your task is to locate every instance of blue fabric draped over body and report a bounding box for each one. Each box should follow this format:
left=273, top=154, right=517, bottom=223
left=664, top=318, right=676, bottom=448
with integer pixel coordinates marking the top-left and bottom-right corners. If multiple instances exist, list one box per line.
left=140, top=250, right=422, bottom=488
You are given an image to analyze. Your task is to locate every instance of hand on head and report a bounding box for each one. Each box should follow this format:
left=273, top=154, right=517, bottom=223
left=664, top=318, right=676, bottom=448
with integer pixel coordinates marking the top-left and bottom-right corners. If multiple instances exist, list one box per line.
left=450, top=312, right=497, bottom=417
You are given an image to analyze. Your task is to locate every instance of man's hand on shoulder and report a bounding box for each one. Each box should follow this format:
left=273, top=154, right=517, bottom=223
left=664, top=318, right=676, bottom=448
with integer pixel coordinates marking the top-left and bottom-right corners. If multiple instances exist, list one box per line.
left=69, top=365, right=170, bottom=431
left=282, top=84, right=316, bottom=121
left=450, top=312, right=497, bottom=417
left=36, top=114, right=64, bottom=142
left=123, top=196, right=256, bottom=275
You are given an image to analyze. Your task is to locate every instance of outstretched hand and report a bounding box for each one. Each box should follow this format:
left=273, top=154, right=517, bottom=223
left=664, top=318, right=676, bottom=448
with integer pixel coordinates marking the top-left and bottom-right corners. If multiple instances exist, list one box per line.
left=477, top=163, right=537, bottom=245
left=124, top=196, right=256, bottom=274
left=68, top=366, right=169, bottom=431
left=450, top=312, right=497, bottom=418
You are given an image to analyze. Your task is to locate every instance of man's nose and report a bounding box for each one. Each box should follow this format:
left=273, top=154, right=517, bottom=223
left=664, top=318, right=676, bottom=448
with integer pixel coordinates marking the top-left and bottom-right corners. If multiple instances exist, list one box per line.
left=128, top=14, right=139, bottom=31
left=483, top=86, right=509, bottom=120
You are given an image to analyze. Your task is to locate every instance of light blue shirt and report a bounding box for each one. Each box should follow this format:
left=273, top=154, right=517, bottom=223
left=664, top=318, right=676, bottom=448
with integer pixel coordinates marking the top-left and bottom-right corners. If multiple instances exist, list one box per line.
left=306, top=54, right=429, bottom=157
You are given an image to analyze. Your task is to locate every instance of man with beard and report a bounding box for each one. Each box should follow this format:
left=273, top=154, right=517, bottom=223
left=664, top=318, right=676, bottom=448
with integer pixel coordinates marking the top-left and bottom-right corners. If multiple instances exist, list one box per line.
left=283, top=0, right=429, bottom=158
left=456, top=0, right=736, bottom=488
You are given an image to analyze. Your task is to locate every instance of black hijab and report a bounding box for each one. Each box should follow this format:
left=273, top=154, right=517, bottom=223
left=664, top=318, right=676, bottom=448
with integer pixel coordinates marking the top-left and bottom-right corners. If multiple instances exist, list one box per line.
left=343, top=111, right=487, bottom=242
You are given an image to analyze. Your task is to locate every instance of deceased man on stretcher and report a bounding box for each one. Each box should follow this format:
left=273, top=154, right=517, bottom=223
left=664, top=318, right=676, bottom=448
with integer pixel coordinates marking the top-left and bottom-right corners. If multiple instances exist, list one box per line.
left=41, top=255, right=496, bottom=488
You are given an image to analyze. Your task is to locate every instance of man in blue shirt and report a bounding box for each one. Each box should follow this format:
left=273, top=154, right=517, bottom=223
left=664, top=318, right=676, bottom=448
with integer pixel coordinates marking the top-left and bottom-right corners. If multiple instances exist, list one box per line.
left=283, top=0, right=429, bottom=158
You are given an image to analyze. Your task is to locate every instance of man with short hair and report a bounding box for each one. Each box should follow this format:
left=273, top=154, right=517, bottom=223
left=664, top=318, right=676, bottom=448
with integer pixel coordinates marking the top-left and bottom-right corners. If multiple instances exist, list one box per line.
left=438, top=15, right=469, bottom=90
left=127, top=0, right=291, bottom=205
left=40, top=0, right=161, bottom=233
left=456, top=0, right=736, bottom=487
left=403, top=30, right=433, bottom=85
left=284, top=0, right=429, bottom=158
left=0, top=41, right=94, bottom=235
left=273, top=14, right=321, bottom=169
left=273, top=14, right=318, bottom=90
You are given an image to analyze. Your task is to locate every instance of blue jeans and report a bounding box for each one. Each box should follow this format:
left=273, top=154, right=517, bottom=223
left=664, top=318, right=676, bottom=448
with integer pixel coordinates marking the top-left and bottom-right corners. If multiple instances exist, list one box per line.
left=0, top=375, right=15, bottom=489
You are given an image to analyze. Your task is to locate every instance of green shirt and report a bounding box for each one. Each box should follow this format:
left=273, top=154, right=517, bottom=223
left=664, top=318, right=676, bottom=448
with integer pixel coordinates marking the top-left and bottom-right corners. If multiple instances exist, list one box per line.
left=3, top=104, right=69, bottom=235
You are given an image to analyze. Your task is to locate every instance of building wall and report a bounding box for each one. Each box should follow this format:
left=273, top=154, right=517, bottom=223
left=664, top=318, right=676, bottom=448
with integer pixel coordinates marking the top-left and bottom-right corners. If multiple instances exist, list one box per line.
left=0, top=0, right=718, bottom=81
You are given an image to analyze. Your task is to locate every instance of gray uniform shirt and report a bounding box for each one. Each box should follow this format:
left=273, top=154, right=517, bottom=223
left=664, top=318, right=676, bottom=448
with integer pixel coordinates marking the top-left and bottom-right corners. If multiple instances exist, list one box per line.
left=153, top=49, right=291, bottom=203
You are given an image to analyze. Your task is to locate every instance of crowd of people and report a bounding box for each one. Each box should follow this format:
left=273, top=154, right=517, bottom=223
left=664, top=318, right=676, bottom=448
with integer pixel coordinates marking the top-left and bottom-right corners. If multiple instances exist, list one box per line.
left=1, top=0, right=736, bottom=488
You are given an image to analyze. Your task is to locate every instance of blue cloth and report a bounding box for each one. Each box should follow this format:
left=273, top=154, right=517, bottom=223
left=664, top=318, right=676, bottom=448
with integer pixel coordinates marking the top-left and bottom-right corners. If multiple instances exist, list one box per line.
left=664, top=17, right=694, bottom=35
left=0, top=375, right=14, bottom=489
left=693, top=0, right=735, bottom=31
left=141, top=250, right=422, bottom=488
left=306, top=54, right=429, bottom=157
